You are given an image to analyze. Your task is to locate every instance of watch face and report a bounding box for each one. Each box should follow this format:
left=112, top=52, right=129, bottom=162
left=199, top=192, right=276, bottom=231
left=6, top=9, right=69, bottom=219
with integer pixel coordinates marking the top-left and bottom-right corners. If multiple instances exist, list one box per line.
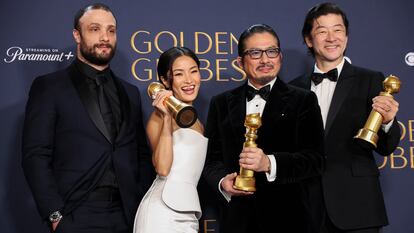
left=49, top=211, right=62, bottom=222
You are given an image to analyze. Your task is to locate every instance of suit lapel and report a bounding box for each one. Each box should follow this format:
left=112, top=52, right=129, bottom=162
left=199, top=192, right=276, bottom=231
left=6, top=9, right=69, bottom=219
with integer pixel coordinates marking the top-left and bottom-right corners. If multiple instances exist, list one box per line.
left=294, top=73, right=312, bottom=90
left=68, top=63, right=112, bottom=143
left=228, top=84, right=247, bottom=139
left=112, top=76, right=131, bottom=142
left=261, top=78, right=290, bottom=127
left=325, top=61, right=356, bottom=135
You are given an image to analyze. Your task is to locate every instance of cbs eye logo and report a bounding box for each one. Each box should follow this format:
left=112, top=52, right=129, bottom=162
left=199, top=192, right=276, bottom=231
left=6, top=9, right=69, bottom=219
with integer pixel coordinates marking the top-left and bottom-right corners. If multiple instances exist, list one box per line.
left=405, top=52, right=414, bottom=66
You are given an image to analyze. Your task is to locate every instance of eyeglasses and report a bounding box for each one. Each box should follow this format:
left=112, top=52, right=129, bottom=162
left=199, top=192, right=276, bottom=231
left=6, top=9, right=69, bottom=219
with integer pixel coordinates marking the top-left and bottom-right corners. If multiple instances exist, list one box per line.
left=243, top=48, right=281, bottom=59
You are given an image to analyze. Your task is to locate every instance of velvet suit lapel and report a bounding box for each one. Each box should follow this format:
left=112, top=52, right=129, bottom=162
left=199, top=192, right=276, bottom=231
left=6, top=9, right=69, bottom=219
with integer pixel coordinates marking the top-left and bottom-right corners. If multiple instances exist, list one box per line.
left=325, top=61, right=356, bottom=135
left=261, top=78, right=291, bottom=127
left=228, top=84, right=247, bottom=140
left=67, top=63, right=112, bottom=143
left=294, top=72, right=312, bottom=90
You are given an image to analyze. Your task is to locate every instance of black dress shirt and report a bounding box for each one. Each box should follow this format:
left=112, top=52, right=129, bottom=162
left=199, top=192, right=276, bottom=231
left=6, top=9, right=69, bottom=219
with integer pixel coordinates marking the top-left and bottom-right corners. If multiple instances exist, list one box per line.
left=75, top=59, right=121, bottom=190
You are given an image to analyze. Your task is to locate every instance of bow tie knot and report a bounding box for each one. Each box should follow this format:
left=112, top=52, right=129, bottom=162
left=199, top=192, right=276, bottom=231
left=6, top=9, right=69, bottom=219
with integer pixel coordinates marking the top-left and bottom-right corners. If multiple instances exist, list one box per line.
left=311, top=68, right=338, bottom=85
left=246, top=85, right=270, bottom=101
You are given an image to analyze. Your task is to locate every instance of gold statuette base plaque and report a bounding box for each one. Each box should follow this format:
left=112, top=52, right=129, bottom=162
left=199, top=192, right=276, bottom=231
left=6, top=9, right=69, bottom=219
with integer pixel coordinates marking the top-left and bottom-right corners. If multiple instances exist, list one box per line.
left=147, top=82, right=197, bottom=128
left=233, top=176, right=256, bottom=192
left=354, top=127, right=379, bottom=149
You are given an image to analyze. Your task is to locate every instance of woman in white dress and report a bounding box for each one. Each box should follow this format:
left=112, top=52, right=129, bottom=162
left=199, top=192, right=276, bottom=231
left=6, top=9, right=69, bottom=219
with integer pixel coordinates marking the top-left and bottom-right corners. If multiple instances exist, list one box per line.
left=133, top=47, right=207, bottom=233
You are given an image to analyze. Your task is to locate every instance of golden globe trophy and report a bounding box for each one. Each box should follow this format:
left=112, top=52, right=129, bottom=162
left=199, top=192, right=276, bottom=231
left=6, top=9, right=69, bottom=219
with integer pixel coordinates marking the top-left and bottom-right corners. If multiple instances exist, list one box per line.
left=233, top=113, right=262, bottom=192
left=147, top=82, right=197, bottom=128
left=354, top=75, right=401, bottom=149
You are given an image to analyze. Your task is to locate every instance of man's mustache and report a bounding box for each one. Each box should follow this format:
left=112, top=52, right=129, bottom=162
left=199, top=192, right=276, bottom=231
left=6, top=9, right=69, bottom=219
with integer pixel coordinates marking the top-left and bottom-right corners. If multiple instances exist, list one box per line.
left=95, top=43, right=113, bottom=49
left=256, top=63, right=274, bottom=70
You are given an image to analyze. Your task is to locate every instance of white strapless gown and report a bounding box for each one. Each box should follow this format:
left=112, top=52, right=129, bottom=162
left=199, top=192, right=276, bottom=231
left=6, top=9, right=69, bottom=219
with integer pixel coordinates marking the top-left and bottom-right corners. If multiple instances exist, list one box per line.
left=133, top=128, right=208, bottom=233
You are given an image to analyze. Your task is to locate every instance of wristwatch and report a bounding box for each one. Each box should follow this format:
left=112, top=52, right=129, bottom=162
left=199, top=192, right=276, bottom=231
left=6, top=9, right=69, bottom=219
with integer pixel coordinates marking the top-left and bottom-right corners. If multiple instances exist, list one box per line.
left=49, top=210, right=63, bottom=223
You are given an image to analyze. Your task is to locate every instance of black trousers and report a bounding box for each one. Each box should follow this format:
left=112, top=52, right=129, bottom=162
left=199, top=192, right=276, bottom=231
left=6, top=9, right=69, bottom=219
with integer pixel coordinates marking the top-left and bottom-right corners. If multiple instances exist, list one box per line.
left=54, top=189, right=129, bottom=233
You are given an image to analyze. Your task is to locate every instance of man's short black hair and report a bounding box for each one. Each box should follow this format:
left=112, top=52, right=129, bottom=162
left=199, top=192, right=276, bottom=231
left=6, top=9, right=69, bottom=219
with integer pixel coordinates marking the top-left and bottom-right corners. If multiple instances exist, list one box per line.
left=238, top=24, right=281, bottom=57
left=302, top=2, right=349, bottom=56
left=73, top=3, right=115, bottom=30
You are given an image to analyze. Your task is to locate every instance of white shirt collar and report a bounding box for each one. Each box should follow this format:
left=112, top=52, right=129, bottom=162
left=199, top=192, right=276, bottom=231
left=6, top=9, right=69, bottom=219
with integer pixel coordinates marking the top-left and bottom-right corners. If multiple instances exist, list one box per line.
left=247, top=76, right=277, bottom=90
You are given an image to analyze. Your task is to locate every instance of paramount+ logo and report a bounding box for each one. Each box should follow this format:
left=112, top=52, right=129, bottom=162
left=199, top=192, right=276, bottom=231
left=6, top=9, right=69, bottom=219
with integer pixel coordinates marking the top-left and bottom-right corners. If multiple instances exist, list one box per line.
left=3, top=46, right=74, bottom=63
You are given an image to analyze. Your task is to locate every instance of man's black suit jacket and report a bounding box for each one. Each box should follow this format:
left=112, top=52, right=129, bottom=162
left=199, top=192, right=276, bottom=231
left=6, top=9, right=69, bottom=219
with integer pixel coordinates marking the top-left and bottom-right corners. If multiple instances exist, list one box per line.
left=290, top=61, right=400, bottom=230
left=22, top=62, right=154, bottom=225
left=203, top=78, right=325, bottom=233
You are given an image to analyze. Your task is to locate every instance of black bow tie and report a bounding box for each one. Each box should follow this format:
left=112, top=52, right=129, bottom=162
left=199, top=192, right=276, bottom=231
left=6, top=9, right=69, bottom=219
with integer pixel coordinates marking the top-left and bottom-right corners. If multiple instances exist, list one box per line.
left=246, top=85, right=270, bottom=101
left=311, top=68, right=338, bottom=85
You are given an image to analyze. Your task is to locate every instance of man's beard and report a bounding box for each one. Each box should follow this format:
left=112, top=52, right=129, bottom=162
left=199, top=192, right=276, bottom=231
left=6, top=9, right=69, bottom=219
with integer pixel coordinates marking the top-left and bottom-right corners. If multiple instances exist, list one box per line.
left=254, top=75, right=276, bottom=86
left=79, top=40, right=116, bottom=66
left=253, top=63, right=277, bottom=85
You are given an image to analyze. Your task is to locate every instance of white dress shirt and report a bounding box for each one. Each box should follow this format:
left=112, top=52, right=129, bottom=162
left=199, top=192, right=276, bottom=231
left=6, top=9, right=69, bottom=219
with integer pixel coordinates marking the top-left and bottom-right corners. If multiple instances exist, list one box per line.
left=311, top=59, right=344, bottom=128
left=219, top=77, right=278, bottom=202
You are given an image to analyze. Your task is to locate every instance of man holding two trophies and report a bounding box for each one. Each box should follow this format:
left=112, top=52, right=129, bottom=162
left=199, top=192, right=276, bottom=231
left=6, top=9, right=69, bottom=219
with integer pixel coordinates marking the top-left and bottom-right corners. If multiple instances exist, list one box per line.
left=202, top=24, right=325, bottom=233
left=290, top=3, right=400, bottom=233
